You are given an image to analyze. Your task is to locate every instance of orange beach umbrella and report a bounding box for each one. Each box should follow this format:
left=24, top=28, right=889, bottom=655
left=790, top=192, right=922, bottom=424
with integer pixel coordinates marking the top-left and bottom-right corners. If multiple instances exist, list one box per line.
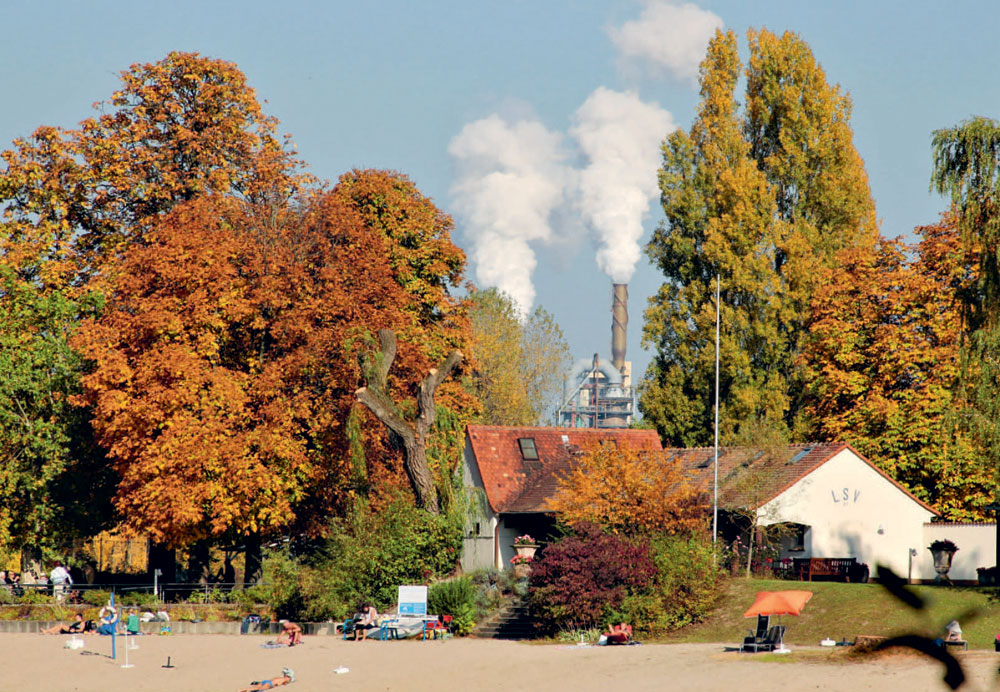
left=743, top=590, right=813, bottom=617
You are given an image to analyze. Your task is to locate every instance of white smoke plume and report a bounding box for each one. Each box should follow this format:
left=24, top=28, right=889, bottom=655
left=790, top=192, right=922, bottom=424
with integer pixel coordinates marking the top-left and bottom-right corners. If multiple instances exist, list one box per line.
left=571, top=87, right=676, bottom=283
left=608, top=1, right=723, bottom=84
left=448, top=115, right=568, bottom=316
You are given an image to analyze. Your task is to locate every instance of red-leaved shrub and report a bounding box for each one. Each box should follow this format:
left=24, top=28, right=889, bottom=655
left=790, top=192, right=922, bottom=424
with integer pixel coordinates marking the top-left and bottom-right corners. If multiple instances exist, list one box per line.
left=528, top=524, right=656, bottom=633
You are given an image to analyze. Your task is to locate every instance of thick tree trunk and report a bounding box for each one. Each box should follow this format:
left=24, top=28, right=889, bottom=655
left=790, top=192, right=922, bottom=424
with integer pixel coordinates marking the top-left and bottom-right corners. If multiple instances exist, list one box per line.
left=355, top=329, right=462, bottom=515
left=187, top=539, right=212, bottom=585
left=244, top=533, right=262, bottom=586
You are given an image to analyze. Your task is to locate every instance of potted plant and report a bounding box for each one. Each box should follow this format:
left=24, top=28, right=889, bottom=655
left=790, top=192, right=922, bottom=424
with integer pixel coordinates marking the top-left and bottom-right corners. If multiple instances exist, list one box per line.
left=510, top=555, right=534, bottom=578
left=512, top=534, right=539, bottom=560
left=928, top=539, right=958, bottom=583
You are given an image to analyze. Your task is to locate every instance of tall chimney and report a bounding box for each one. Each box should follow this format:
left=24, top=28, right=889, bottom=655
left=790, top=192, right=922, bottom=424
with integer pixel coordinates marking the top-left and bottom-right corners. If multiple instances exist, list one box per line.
left=611, top=283, right=628, bottom=373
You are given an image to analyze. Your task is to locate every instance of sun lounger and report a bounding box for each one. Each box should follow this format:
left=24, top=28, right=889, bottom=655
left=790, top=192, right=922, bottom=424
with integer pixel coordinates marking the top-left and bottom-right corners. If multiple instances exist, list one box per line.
left=741, top=625, right=785, bottom=653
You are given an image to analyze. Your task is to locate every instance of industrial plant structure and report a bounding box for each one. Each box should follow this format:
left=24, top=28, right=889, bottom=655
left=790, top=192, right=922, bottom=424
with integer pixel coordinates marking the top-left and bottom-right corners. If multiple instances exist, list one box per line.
left=556, top=283, right=636, bottom=428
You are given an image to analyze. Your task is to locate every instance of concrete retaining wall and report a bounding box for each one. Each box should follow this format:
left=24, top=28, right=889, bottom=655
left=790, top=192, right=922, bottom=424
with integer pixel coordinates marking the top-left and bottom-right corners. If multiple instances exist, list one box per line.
left=0, top=620, right=341, bottom=635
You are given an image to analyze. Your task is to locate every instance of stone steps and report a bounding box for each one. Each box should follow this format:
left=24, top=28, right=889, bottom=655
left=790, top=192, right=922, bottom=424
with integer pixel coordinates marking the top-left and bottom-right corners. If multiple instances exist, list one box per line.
left=473, top=600, right=538, bottom=640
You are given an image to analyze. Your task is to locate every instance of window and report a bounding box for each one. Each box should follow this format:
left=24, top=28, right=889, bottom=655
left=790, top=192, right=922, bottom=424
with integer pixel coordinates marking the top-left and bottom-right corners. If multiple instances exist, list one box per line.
left=787, top=446, right=814, bottom=464
left=788, top=524, right=807, bottom=552
left=518, top=438, right=539, bottom=460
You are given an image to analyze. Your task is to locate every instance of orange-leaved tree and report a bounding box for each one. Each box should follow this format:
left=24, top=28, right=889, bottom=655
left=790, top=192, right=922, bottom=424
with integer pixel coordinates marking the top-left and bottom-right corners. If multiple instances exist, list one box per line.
left=799, top=216, right=992, bottom=519
left=2, top=51, right=306, bottom=281
left=72, top=197, right=318, bottom=547
left=549, top=443, right=707, bottom=535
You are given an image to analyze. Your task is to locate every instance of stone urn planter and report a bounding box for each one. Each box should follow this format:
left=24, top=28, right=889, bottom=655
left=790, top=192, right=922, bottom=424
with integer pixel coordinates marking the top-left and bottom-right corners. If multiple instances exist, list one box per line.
left=929, top=539, right=958, bottom=584
left=513, top=535, right=539, bottom=561
left=514, top=544, right=539, bottom=560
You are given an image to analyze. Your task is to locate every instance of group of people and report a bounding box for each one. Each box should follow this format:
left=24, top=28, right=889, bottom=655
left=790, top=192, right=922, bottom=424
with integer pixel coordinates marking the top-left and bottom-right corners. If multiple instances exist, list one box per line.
left=2, top=561, right=75, bottom=602
left=40, top=604, right=120, bottom=636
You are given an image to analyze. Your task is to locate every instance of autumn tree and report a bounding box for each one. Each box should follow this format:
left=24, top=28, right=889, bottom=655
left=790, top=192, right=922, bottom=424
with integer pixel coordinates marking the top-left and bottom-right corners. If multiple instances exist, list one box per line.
left=932, top=117, right=1000, bottom=475
left=0, top=52, right=304, bottom=558
left=468, top=287, right=571, bottom=425
left=799, top=217, right=991, bottom=518
left=72, top=198, right=316, bottom=547
left=549, top=442, right=706, bottom=535
left=642, top=29, right=877, bottom=446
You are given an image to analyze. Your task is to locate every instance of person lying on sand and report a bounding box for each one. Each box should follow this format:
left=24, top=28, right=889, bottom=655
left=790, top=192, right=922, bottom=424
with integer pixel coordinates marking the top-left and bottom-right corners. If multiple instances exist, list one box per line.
left=238, top=667, right=294, bottom=691
left=602, top=622, right=632, bottom=645
left=41, top=612, right=92, bottom=635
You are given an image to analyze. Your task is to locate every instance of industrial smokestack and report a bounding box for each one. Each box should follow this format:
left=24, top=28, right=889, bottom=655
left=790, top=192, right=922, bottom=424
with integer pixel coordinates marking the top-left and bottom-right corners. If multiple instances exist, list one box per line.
left=611, top=283, right=628, bottom=373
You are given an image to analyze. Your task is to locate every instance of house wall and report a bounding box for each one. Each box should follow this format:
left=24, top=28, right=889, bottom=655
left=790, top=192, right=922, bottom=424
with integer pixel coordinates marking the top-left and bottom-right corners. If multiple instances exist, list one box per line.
left=461, top=436, right=500, bottom=572
left=918, top=523, right=996, bottom=582
left=759, top=449, right=936, bottom=577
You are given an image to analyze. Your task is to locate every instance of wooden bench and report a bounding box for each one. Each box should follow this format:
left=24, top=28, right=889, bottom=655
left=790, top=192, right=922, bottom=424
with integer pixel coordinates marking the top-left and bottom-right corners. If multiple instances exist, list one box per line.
left=793, top=557, right=857, bottom=582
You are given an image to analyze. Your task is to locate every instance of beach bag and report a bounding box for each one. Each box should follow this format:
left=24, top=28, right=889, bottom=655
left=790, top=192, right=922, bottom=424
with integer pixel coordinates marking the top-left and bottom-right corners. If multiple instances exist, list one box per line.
left=65, top=636, right=84, bottom=650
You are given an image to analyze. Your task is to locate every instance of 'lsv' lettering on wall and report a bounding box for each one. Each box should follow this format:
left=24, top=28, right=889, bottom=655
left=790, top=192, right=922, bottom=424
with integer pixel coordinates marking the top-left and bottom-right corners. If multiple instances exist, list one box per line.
left=831, top=488, right=861, bottom=504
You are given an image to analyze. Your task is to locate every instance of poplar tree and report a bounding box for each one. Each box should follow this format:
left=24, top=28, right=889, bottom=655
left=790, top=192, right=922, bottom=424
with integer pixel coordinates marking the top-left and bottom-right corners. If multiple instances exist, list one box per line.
left=642, top=29, right=877, bottom=445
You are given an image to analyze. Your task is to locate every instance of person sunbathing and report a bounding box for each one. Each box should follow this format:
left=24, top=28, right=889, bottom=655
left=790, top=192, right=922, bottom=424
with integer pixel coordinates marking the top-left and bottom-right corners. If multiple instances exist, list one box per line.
left=238, top=667, right=294, bottom=691
left=275, top=620, right=302, bottom=646
left=41, top=612, right=88, bottom=635
left=603, top=622, right=632, bottom=644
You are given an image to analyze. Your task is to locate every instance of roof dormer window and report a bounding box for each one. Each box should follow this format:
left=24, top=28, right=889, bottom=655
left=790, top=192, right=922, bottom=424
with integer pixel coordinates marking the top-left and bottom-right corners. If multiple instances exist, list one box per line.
left=517, top=438, right=539, bottom=460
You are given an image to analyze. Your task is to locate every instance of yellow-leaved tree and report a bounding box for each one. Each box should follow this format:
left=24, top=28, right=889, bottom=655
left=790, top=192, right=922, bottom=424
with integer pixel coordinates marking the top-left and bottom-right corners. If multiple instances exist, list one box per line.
left=549, top=442, right=706, bottom=536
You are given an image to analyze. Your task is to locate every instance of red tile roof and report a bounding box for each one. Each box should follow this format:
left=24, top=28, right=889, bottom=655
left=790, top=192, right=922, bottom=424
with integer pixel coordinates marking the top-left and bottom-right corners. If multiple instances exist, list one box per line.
left=466, top=427, right=938, bottom=516
left=466, top=425, right=662, bottom=513
left=669, top=443, right=938, bottom=514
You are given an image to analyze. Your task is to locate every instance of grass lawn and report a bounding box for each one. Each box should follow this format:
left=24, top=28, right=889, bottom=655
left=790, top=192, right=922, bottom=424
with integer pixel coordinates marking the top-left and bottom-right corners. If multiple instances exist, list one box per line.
left=663, top=577, right=1000, bottom=650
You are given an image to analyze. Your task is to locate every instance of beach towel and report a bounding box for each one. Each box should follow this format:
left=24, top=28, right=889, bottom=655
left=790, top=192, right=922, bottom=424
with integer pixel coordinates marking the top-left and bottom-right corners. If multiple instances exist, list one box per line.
left=260, top=641, right=286, bottom=649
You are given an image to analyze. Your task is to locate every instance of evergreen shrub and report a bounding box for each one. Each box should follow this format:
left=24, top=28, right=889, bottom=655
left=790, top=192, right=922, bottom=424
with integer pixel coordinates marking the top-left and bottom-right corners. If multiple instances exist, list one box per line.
left=428, top=576, right=476, bottom=635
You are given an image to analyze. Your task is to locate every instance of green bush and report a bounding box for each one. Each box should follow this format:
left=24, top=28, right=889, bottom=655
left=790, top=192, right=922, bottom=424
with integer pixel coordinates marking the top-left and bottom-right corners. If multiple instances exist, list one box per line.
left=428, top=577, right=476, bottom=636
left=645, top=533, right=720, bottom=632
left=118, top=591, right=159, bottom=607
left=82, top=590, right=111, bottom=607
left=468, top=568, right=515, bottom=618
left=254, top=548, right=305, bottom=620
left=290, top=496, right=462, bottom=621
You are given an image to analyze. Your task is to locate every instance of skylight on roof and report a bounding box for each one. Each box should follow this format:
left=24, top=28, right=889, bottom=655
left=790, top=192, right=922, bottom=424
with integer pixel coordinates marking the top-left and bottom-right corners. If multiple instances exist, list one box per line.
left=518, top=438, right=539, bottom=461
left=788, top=446, right=814, bottom=464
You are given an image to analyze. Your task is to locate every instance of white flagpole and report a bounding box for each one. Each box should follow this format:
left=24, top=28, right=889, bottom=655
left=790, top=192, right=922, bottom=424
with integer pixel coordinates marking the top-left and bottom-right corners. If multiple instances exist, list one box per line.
left=713, top=274, right=720, bottom=546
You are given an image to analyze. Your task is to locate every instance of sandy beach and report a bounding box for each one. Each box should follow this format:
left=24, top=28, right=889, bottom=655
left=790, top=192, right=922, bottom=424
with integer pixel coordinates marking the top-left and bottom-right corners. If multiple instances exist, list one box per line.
left=3, top=632, right=998, bottom=692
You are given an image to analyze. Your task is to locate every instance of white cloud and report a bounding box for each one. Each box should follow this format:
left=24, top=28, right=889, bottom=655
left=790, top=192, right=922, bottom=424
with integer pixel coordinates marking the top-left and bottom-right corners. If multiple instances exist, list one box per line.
left=608, top=1, right=723, bottom=85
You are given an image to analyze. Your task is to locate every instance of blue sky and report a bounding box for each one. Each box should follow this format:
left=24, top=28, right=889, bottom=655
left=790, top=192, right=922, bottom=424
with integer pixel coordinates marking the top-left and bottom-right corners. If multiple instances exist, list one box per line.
left=3, top=1, right=1000, bottom=400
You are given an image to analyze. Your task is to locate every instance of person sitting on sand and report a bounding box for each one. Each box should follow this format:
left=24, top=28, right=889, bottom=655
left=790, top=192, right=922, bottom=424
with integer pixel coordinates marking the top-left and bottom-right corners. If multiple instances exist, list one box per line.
left=238, top=667, right=294, bottom=691
left=41, top=612, right=86, bottom=635
left=351, top=603, right=379, bottom=641
left=275, top=620, right=302, bottom=646
left=96, top=604, right=118, bottom=635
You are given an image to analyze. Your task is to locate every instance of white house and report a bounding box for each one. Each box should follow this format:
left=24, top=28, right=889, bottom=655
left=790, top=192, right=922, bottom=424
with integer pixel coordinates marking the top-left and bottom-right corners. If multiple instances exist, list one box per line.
left=682, top=443, right=940, bottom=579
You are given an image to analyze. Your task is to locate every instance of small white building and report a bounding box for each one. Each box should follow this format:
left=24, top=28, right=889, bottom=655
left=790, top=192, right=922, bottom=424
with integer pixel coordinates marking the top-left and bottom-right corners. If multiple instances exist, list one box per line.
left=462, top=427, right=993, bottom=583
